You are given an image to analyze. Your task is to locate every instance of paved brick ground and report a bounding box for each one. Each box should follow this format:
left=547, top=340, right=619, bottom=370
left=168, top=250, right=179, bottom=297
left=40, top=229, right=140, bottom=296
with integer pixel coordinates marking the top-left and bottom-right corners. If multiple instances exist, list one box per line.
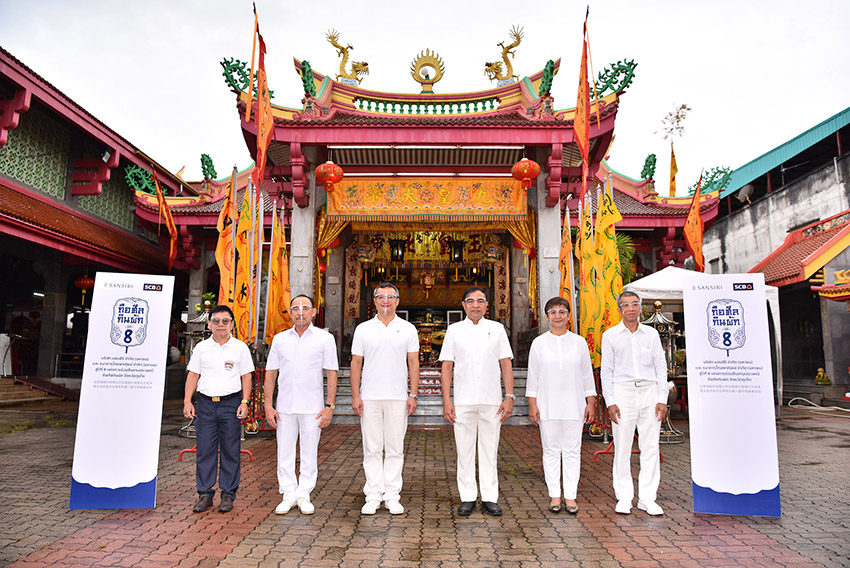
left=1, top=403, right=848, bottom=567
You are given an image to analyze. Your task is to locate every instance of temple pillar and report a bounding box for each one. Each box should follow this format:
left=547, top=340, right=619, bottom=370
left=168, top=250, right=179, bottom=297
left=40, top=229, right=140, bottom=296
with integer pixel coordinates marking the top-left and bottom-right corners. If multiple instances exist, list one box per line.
left=187, top=241, right=209, bottom=322
left=32, top=252, right=68, bottom=378
left=290, top=149, right=318, bottom=298
left=535, top=166, right=561, bottom=330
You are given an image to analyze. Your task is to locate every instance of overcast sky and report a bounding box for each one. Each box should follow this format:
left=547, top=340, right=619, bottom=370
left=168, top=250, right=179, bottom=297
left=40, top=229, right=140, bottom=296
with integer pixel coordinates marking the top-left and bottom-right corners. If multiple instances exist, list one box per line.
left=1, top=0, right=848, bottom=194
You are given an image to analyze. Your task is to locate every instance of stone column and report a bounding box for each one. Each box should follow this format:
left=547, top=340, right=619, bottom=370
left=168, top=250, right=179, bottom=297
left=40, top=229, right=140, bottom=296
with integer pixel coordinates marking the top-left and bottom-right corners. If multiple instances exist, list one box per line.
left=33, top=253, right=68, bottom=378
left=324, top=241, right=346, bottom=352
left=535, top=166, right=561, bottom=332
left=290, top=154, right=318, bottom=298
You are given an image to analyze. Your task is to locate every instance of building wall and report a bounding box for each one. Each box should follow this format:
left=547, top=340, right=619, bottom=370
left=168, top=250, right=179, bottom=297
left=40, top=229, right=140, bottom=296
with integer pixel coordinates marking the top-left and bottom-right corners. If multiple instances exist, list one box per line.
left=704, top=153, right=850, bottom=274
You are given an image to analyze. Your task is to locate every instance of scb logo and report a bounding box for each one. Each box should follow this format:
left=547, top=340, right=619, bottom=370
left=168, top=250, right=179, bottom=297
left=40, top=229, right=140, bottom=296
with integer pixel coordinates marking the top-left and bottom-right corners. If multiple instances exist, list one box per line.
left=143, top=283, right=163, bottom=291
left=733, top=283, right=754, bottom=291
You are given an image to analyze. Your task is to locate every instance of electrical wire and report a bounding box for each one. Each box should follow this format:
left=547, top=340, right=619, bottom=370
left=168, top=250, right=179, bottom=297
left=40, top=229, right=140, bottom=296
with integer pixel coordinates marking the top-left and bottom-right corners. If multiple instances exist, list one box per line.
left=787, top=397, right=850, bottom=416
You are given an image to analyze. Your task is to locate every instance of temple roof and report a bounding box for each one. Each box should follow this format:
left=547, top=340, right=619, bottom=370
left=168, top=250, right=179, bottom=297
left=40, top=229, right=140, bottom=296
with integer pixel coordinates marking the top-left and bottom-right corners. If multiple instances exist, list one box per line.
left=750, top=209, right=850, bottom=287
left=1, top=181, right=167, bottom=271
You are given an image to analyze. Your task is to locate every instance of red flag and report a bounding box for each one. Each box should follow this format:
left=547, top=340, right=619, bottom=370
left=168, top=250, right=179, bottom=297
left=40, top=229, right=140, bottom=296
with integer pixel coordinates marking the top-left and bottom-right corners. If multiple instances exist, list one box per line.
left=683, top=174, right=705, bottom=272
left=151, top=168, right=177, bottom=270
left=250, top=29, right=273, bottom=202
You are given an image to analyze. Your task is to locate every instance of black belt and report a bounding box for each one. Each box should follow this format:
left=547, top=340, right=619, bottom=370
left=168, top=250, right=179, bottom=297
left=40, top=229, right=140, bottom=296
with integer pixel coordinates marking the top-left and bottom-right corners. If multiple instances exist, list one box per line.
left=198, top=391, right=242, bottom=403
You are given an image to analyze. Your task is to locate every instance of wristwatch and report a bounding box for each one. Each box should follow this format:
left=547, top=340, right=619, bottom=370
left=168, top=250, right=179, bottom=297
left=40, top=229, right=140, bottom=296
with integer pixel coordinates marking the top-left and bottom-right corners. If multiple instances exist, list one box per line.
left=409, top=394, right=419, bottom=400
left=326, top=403, right=335, bottom=409
left=505, top=393, right=516, bottom=400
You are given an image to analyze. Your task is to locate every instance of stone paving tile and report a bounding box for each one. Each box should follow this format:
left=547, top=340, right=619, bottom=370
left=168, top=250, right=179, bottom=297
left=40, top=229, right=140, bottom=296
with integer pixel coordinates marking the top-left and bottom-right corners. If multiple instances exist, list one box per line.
left=1, top=406, right=849, bottom=566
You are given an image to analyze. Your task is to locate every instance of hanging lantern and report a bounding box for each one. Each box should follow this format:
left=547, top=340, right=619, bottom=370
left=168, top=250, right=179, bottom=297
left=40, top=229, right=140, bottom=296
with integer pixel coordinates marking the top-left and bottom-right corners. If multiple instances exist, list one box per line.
left=511, top=158, right=541, bottom=190
left=74, top=275, right=95, bottom=306
left=389, top=239, right=406, bottom=263
left=315, top=161, right=344, bottom=193
left=318, top=261, right=327, bottom=274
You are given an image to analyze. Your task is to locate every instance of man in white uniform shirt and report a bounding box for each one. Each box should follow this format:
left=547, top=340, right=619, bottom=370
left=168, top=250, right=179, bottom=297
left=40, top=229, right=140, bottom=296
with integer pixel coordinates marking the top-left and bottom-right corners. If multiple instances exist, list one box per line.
left=601, top=291, right=668, bottom=516
left=440, top=286, right=514, bottom=516
left=264, top=294, right=339, bottom=515
left=183, top=305, right=254, bottom=514
left=350, top=283, right=420, bottom=515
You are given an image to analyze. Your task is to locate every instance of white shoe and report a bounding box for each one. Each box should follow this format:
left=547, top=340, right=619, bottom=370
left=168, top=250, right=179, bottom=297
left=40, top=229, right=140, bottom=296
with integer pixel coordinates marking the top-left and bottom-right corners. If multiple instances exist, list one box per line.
left=385, top=500, right=404, bottom=515
left=637, top=500, right=663, bottom=516
left=275, top=497, right=294, bottom=515
left=297, top=497, right=315, bottom=515
left=361, top=500, right=380, bottom=515
left=615, top=500, right=632, bottom=514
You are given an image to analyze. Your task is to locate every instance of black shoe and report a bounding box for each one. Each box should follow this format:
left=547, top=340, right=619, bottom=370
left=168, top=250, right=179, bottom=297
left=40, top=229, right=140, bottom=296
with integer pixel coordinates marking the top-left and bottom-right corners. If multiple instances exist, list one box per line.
left=192, top=494, right=213, bottom=513
left=457, top=501, right=476, bottom=516
left=218, top=493, right=234, bottom=513
left=481, top=501, right=502, bottom=516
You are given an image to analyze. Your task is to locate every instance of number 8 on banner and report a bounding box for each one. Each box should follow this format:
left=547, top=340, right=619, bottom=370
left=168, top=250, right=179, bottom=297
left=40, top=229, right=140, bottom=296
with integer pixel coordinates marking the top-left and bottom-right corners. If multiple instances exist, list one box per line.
left=706, top=299, right=746, bottom=356
left=110, top=298, right=150, bottom=353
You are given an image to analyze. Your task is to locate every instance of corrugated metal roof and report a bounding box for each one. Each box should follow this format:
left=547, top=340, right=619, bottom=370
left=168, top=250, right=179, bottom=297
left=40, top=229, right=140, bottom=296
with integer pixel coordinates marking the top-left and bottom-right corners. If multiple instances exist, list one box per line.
left=723, top=106, right=850, bottom=198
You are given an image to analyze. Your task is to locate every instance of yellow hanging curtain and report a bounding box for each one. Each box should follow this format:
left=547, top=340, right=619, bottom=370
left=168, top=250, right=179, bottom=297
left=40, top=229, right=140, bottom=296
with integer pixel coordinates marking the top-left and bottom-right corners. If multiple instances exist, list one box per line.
left=315, top=209, right=349, bottom=308
left=503, top=208, right=538, bottom=316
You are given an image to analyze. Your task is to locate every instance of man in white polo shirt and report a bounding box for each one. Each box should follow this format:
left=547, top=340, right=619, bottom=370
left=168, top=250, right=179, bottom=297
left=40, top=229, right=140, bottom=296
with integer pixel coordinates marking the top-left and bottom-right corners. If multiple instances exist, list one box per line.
left=183, top=304, right=254, bottom=514
left=350, top=282, right=420, bottom=515
left=264, top=294, right=339, bottom=515
left=601, top=290, right=668, bottom=516
left=440, top=286, right=514, bottom=517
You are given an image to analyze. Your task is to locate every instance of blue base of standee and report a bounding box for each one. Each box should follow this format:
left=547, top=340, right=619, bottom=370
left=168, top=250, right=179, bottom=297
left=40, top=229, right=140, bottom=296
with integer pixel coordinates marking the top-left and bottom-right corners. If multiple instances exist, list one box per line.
left=693, top=482, right=781, bottom=517
left=69, top=477, right=156, bottom=510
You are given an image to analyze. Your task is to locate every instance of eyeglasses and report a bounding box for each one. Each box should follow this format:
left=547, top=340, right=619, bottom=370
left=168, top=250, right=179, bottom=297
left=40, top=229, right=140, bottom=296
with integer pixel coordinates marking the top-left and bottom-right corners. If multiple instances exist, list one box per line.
left=463, top=298, right=487, bottom=305
left=374, top=294, right=399, bottom=300
left=547, top=309, right=569, bottom=316
left=209, top=318, right=232, bottom=325
left=619, top=302, right=641, bottom=308
left=290, top=305, right=313, bottom=312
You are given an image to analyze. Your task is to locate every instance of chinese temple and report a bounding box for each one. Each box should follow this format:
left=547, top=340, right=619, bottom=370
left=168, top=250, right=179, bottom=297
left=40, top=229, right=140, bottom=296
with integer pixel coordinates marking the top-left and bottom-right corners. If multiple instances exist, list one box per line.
left=138, top=36, right=719, bottom=367
left=1, top=34, right=719, bottom=385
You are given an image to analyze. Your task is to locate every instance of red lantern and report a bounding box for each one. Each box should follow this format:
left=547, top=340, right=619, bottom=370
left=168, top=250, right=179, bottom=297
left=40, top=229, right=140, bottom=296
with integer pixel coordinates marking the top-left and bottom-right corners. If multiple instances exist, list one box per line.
left=75, top=275, right=95, bottom=307
left=511, top=158, right=541, bottom=190
left=329, top=237, right=340, bottom=248
left=318, top=261, right=327, bottom=274
left=315, top=161, right=344, bottom=193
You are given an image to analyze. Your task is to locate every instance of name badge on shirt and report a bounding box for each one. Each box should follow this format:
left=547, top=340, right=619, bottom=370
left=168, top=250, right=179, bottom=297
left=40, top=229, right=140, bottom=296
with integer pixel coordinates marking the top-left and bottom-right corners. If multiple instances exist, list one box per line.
left=224, top=360, right=234, bottom=371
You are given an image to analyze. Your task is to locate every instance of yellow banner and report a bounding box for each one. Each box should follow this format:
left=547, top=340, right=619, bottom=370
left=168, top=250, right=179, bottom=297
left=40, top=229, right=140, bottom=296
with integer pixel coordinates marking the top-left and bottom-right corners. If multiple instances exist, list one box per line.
left=327, top=177, right=527, bottom=221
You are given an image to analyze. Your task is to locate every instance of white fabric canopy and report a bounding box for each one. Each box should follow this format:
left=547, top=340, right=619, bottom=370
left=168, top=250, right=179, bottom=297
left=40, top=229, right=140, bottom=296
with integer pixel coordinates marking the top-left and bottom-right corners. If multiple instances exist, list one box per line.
left=624, top=266, right=784, bottom=411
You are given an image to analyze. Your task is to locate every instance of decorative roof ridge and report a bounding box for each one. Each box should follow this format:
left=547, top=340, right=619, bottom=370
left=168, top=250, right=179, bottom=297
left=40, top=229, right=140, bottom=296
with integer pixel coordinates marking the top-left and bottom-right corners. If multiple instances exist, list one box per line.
left=293, top=57, right=560, bottom=101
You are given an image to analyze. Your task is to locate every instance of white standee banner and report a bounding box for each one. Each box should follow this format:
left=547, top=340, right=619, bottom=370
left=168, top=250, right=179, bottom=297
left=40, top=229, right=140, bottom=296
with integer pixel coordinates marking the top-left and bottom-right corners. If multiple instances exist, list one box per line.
left=70, top=272, right=174, bottom=509
left=683, top=272, right=780, bottom=516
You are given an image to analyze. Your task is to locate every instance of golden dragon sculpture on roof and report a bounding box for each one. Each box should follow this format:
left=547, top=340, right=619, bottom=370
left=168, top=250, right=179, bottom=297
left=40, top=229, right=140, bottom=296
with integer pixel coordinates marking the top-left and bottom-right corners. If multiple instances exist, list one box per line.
left=326, top=29, right=369, bottom=84
left=484, top=25, right=523, bottom=83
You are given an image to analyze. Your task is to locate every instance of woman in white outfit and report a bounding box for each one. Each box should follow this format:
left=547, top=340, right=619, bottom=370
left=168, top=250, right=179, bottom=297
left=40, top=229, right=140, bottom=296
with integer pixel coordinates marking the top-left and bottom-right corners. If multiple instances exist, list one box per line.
left=526, top=296, right=596, bottom=514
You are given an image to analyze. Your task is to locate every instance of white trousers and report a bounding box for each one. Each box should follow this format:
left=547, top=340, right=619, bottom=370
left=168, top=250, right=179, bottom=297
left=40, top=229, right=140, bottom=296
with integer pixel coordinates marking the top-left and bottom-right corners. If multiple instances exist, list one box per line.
left=611, top=381, right=662, bottom=503
left=454, top=404, right=501, bottom=502
left=276, top=412, right=321, bottom=500
left=361, top=399, right=408, bottom=502
left=539, top=419, right=583, bottom=499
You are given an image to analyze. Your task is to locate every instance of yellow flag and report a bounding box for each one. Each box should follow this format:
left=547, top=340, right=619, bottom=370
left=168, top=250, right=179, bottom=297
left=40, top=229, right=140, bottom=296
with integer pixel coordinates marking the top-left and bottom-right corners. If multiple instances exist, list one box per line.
left=265, top=208, right=292, bottom=344
left=578, top=192, right=600, bottom=365
left=595, top=176, right=624, bottom=344
left=558, top=207, right=575, bottom=329
left=233, top=188, right=257, bottom=343
left=215, top=167, right=238, bottom=307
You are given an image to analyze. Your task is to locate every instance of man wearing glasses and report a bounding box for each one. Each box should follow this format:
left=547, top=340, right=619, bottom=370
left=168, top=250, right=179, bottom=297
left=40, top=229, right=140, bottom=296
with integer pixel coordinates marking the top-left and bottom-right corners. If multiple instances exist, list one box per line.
left=183, top=305, right=254, bottom=513
left=601, top=291, right=668, bottom=516
left=264, top=295, right=338, bottom=515
left=350, top=282, right=420, bottom=515
left=440, top=286, right=514, bottom=516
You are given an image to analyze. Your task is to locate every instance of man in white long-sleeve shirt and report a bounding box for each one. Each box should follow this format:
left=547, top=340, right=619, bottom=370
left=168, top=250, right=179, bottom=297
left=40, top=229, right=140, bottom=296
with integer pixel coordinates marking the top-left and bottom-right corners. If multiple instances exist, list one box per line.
left=601, top=291, right=668, bottom=516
